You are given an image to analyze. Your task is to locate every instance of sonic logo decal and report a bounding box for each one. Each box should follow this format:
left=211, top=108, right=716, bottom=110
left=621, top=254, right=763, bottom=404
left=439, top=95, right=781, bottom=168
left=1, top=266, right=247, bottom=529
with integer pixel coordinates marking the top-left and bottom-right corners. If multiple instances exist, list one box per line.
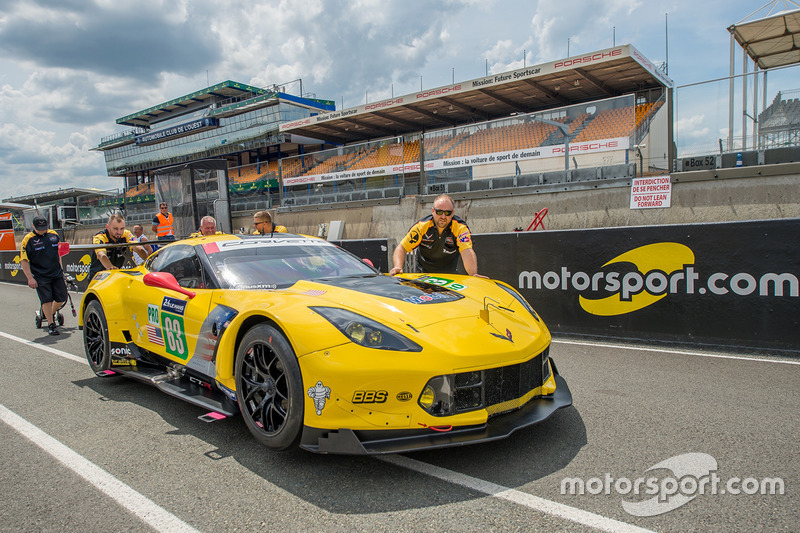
left=579, top=243, right=695, bottom=316
left=308, top=380, right=331, bottom=415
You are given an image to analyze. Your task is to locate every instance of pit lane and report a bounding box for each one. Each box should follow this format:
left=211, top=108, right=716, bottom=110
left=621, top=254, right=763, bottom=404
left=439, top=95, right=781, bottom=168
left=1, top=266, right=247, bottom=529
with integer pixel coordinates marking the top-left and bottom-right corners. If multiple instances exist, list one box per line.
left=0, top=281, right=796, bottom=532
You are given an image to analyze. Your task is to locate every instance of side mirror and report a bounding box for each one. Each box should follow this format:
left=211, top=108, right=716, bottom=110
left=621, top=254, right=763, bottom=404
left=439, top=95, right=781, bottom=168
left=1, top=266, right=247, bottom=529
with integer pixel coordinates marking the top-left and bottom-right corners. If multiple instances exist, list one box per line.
left=143, top=272, right=196, bottom=299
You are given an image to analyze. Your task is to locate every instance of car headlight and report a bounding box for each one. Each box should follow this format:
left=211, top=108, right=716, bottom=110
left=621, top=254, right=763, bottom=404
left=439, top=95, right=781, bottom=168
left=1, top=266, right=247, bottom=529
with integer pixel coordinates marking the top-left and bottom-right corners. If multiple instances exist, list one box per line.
left=311, top=307, right=422, bottom=352
left=496, top=282, right=540, bottom=322
left=418, top=375, right=454, bottom=416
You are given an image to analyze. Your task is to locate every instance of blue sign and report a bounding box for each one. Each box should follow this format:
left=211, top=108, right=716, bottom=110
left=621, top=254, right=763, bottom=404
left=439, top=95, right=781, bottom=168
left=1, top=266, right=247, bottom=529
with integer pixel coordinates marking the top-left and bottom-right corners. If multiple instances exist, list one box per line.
left=135, top=118, right=218, bottom=145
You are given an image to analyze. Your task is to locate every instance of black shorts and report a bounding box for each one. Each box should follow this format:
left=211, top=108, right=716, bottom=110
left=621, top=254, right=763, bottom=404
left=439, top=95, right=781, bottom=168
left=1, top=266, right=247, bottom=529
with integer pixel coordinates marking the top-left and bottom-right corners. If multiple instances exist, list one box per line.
left=35, top=276, right=68, bottom=305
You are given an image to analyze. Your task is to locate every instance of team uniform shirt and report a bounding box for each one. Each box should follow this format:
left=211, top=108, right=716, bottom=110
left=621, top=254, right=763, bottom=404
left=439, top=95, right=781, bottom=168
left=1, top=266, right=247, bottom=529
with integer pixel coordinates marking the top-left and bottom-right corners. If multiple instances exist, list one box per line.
left=254, top=225, right=287, bottom=235
left=20, top=230, right=63, bottom=279
left=398, top=215, right=473, bottom=274
left=189, top=230, right=224, bottom=238
left=89, top=228, right=137, bottom=279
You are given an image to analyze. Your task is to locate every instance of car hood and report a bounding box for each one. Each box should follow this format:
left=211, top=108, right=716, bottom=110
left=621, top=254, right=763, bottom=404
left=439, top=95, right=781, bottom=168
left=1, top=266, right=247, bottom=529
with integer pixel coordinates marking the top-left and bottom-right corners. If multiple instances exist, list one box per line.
left=283, top=274, right=549, bottom=359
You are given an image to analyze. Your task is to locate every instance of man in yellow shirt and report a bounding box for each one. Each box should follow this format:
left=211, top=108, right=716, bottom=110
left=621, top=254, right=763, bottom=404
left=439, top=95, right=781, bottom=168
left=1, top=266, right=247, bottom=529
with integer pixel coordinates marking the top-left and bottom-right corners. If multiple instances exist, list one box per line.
left=189, top=216, right=224, bottom=238
left=253, top=210, right=287, bottom=234
left=90, top=214, right=148, bottom=280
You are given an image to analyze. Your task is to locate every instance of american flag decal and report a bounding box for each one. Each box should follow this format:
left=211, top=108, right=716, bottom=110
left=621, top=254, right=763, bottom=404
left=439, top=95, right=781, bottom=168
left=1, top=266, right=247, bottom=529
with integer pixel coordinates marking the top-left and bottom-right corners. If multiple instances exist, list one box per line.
left=146, top=324, right=165, bottom=346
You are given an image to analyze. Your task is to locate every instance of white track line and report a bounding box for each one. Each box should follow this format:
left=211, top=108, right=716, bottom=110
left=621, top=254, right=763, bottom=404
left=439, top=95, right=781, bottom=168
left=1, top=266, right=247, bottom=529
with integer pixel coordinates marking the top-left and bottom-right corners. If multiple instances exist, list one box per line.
left=0, top=330, right=87, bottom=364
left=0, top=404, right=200, bottom=533
left=380, top=455, right=655, bottom=533
left=2, top=328, right=782, bottom=531
left=552, top=338, right=800, bottom=365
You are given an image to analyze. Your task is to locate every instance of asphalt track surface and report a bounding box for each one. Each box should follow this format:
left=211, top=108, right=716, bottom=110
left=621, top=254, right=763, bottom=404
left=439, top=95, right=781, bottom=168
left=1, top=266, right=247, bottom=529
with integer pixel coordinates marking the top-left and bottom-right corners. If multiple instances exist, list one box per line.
left=0, top=280, right=796, bottom=532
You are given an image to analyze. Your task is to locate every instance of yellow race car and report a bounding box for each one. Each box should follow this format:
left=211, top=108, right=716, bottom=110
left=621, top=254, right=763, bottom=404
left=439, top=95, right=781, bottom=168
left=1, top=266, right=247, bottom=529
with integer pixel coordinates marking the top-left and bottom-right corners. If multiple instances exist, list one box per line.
left=79, top=234, right=571, bottom=454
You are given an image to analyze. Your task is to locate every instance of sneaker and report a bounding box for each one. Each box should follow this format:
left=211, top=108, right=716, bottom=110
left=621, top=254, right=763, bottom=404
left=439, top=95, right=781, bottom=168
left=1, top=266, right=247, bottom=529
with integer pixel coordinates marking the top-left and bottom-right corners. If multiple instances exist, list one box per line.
left=48, top=323, right=60, bottom=336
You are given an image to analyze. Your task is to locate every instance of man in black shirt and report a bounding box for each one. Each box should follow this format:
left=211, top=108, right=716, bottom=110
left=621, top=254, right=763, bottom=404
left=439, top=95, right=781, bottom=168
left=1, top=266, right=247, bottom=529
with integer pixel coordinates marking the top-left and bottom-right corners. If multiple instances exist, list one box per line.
left=390, top=194, right=485, bottom=277
left=20, top=216, right=67, bottom=335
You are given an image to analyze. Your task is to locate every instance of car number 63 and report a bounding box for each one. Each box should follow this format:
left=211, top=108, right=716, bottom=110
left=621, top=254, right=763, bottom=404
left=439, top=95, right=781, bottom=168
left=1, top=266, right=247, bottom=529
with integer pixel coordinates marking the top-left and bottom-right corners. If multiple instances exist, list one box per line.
left=161, top=314, right=187, bottom=359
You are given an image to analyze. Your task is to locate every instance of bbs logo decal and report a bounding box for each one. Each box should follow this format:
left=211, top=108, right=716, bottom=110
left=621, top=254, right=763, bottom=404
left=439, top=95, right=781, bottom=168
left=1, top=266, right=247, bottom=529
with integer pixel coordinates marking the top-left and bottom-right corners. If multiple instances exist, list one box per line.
left=352, top=390, right=388, bottom=404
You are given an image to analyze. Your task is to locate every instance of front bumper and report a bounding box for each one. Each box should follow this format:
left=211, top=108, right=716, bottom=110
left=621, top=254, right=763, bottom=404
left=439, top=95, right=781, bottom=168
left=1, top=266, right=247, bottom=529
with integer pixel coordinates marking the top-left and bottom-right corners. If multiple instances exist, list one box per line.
left=300, top=374, right=572, bottom=454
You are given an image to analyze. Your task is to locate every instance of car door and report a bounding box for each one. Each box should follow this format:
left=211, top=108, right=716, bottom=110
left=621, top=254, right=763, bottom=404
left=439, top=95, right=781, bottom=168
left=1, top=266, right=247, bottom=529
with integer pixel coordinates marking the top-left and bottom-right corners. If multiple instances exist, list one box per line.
left=128, top=244, right=212, bottom=365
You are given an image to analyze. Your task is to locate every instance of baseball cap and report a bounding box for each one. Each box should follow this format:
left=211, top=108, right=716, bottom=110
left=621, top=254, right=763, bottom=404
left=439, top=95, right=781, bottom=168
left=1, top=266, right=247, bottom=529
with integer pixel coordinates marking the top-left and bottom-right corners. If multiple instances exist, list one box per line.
left=33, top=216, right=48, bottom=230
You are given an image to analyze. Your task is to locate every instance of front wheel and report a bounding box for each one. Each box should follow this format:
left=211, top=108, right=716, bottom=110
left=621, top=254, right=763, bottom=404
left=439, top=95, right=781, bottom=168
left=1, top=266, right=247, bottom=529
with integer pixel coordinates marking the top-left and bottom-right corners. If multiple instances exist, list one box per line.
left=235, top=324, right=304, bottom=451
left=83, top=300, right=111, bottom=374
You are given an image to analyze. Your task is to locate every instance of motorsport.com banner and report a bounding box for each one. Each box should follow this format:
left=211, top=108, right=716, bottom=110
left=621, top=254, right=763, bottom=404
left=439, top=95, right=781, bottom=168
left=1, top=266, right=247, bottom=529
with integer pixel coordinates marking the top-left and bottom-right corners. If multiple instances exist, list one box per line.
left=2, top=221, right=797, bottom=353
left=471, top=219, right=799, bottom=353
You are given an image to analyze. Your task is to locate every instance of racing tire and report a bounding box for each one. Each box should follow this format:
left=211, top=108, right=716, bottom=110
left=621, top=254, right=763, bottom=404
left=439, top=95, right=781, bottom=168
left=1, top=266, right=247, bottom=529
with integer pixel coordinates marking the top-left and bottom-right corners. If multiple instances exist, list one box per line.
left=83, top=300, right=111, bottom=374
left=235, top=324, right=304, bottom=451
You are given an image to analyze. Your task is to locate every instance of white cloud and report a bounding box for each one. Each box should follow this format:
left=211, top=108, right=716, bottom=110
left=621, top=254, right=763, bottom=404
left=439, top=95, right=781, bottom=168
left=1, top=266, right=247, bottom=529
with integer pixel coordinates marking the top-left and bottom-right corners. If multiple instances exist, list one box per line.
left=0, top=0, right=785, bottom=198
left=676, top=114, right=711, bottom=139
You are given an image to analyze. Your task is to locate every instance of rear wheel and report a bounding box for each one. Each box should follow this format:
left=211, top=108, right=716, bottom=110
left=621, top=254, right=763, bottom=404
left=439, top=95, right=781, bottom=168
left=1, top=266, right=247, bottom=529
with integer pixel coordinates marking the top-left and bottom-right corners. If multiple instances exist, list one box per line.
left=83, top=300, right=111, bottom=374
left=235, top=324, right=304, bottom=451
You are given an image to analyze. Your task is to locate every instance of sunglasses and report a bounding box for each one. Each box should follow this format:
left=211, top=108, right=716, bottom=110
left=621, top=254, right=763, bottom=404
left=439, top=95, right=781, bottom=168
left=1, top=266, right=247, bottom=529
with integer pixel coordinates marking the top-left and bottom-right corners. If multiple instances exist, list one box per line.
left=434, top=209, right=453, bottom=216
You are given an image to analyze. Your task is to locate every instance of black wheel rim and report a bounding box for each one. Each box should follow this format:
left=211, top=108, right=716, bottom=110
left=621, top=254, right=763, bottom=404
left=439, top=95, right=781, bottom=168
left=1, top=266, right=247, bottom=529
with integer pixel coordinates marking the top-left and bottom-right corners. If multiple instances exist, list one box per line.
left=240, top=342, right=290, bottom=435
left=84, top=310, right=106, bottom=367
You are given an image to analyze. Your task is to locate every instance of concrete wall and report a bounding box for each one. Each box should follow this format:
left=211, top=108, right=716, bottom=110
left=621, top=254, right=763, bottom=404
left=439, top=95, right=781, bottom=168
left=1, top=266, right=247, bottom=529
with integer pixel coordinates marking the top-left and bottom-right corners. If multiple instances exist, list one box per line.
left=57, top=163, right=800, bottom=244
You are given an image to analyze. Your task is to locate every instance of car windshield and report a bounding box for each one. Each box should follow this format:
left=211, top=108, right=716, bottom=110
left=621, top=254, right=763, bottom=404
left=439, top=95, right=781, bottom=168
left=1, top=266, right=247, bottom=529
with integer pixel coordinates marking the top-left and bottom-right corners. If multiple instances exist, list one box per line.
left=202, top=237, right=377, bottom=290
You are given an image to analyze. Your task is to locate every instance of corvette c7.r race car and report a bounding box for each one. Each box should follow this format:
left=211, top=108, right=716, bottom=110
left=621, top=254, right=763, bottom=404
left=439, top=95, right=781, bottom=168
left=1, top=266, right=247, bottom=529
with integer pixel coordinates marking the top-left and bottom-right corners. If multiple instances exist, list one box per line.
left=79, top=234, right=572, bottom=454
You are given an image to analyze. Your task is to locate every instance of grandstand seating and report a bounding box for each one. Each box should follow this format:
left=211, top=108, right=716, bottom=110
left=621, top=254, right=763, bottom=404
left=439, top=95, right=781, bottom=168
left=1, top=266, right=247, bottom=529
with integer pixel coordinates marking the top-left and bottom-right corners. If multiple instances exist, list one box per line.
left=229, top=161, right=279, bottom=184
left=124, top=182, right=154, bottom=198
left=570, top=102, right=659, bottom=143
left=279, top=102, right=661, bottom=189
left=420, top=104, right=660, bottom=162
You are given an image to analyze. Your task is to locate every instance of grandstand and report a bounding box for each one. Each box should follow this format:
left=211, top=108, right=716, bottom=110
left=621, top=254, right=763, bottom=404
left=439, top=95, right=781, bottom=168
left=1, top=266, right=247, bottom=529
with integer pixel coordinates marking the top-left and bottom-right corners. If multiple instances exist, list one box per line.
left=758, top=91, right=800, bottom=148
left=83, top=38, right=800, bottom=233
left=86, top=44, right=673, bottom=224
left=277, top=44, right=671, bottom=204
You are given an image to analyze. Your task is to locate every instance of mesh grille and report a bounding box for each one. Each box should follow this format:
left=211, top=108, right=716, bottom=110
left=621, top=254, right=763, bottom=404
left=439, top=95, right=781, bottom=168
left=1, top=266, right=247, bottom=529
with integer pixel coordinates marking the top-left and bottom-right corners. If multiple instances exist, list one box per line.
left=453, top=347, right=547, bottom=415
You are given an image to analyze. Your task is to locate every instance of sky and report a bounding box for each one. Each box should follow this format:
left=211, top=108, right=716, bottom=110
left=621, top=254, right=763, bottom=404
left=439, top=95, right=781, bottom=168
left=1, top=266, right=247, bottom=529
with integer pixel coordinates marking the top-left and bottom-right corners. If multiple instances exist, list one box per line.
left=0, top=0, right=798, bottom=199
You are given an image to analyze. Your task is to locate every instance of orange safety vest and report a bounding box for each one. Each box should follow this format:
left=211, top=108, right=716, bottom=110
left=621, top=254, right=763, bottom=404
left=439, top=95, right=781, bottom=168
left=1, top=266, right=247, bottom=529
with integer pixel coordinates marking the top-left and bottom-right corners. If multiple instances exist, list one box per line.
left=154, top=212, right=174, bottom=237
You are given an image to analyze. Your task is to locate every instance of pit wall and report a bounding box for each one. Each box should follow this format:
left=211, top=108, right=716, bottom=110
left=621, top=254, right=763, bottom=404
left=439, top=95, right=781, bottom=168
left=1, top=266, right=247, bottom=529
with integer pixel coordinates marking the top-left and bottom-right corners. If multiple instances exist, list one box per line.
left=40, top=164, right=800, bottom=245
